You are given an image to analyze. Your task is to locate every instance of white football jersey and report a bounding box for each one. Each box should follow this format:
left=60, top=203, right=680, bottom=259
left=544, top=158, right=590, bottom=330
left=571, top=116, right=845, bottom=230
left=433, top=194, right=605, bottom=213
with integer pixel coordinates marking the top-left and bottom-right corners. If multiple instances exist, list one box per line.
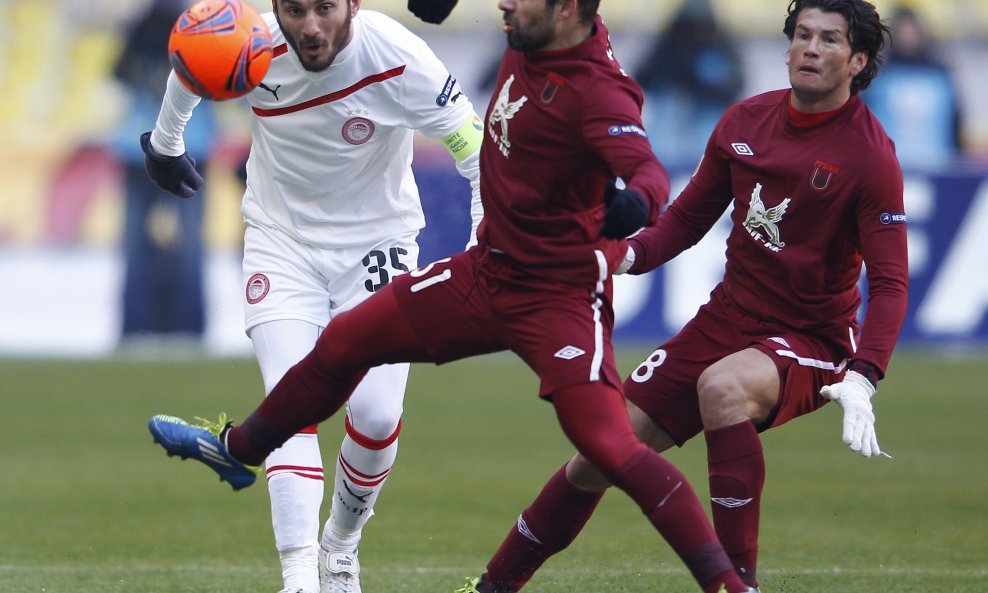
left=152, top=10, right=482, bottom=249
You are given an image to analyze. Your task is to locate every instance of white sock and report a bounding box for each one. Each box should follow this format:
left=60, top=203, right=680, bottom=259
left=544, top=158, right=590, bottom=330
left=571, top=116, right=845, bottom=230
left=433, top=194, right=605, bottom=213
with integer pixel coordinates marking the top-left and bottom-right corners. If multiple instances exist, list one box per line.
left=322, top=430, right=398, bottom=551
left=267, top=433, right=324, bottom=592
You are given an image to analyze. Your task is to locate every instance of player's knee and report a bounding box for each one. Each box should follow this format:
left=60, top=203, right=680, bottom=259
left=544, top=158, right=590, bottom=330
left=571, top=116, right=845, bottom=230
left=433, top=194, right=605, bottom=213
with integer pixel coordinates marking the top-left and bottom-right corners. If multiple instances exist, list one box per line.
left=697, top=369, right=748, bottom=425
left=347, top=413, right=401, bottom=443
left=565, top=453, right=613, bottom=491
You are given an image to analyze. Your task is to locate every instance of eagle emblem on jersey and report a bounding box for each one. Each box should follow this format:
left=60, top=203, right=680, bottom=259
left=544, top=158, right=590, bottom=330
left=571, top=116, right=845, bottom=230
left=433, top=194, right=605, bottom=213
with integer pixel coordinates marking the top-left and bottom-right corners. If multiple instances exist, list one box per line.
left=743, top=182, right=790, bottom=251
left=489, top=74, right=528, bottom=157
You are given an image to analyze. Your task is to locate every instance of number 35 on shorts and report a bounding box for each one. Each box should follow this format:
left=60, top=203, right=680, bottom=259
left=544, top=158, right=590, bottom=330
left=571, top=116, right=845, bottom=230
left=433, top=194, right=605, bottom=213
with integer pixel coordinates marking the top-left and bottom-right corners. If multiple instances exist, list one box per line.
left=631, top=348, right=667, bottom=383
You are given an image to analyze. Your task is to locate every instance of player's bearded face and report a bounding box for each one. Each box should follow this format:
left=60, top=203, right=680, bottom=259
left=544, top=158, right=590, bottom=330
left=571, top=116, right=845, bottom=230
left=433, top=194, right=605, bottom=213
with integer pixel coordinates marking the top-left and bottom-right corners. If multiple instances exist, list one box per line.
left=275, top=0, right=356, bottom=72
left=501, top=0, right=556, bottom=52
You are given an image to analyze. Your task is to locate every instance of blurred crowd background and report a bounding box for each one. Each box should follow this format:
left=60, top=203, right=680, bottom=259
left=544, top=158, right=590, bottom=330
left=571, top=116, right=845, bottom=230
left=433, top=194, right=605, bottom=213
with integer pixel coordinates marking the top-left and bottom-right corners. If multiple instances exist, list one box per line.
left=2, top=0, right=987, bottom=356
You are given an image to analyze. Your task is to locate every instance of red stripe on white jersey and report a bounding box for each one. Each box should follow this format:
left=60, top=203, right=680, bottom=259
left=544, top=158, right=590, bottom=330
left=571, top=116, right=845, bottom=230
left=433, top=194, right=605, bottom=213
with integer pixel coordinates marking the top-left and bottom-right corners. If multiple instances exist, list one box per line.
left=252, top=65, right=406, bottom=117
left=272, top=43, right=288, bottom=58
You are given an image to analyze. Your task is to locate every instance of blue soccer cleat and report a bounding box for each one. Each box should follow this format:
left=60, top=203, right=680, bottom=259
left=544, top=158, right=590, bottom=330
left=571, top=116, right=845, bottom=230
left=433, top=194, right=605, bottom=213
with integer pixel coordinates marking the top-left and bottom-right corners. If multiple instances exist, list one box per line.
left=148, top=413, right=258, bottom=490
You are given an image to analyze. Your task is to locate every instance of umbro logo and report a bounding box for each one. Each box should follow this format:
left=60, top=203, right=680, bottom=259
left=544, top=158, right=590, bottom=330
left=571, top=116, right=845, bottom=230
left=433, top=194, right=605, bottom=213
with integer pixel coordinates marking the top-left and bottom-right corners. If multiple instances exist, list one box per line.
left=768, top=336, right=791, bottom=348
left=731, top=142, right=754, bottom=156
left=711, top=496, right=754, bottom=508
left=554, top=346, right=585, bottom=360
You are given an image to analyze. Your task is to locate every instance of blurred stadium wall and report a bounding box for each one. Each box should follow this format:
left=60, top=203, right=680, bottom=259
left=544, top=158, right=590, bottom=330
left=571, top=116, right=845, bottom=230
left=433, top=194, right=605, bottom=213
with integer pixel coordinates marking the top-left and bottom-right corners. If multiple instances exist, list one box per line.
left=1, top=0, right=987, bottom=356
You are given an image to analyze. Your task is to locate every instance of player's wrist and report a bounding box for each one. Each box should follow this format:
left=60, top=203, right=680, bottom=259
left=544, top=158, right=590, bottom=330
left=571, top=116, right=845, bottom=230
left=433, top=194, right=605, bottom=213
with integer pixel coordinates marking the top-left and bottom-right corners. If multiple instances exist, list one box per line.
left=844, top=370, right=876, bottom=397
left=848, top=361, right=879, bottom=389
left=615, top=244, right=636, bottom=275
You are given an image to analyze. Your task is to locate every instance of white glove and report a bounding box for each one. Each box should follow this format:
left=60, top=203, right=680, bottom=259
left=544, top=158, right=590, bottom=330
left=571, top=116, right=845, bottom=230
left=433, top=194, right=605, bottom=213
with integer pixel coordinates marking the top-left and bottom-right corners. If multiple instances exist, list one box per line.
left=615, top=244, right=636, bottom=275
left=819, top=370, right=881, bottom=457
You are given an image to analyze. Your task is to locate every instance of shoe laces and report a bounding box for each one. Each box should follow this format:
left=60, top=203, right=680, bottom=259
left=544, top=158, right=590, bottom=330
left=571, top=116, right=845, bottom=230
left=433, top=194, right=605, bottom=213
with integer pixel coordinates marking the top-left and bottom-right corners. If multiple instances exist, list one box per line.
left=194, top=412, right=233, bottom=439
left=454, top=577, right=481, bottom=593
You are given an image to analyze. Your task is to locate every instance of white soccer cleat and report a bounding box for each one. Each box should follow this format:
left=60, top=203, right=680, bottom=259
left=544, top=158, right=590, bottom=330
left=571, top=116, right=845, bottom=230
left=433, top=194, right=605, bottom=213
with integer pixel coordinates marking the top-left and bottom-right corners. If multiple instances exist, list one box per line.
left=319, top=548, right=361, bottom=593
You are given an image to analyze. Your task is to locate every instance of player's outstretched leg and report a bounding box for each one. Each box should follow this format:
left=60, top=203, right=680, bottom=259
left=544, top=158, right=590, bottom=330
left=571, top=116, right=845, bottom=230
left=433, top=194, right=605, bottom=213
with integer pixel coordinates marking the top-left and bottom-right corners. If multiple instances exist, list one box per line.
left=148, top=413, right=259, bottom=490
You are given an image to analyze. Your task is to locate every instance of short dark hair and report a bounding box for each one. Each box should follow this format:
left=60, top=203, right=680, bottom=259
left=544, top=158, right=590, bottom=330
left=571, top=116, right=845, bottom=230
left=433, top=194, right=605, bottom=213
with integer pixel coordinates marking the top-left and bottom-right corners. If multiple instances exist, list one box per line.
left=546, top=0, right=600, bottom=24
left=783, top=0, right=891, bottom=94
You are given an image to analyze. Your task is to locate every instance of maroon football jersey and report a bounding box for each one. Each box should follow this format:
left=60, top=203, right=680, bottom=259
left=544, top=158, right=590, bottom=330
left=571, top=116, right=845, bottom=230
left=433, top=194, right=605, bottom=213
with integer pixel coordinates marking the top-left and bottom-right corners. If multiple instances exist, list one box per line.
left=632, top=89, right=908, bottom=375
left=477, top=16, right=668, bottom=285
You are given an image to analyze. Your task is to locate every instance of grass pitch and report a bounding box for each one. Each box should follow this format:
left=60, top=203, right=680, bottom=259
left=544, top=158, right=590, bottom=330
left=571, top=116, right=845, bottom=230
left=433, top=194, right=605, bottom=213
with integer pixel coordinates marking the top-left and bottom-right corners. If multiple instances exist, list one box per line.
left=0, top=348, right=986, bottom=592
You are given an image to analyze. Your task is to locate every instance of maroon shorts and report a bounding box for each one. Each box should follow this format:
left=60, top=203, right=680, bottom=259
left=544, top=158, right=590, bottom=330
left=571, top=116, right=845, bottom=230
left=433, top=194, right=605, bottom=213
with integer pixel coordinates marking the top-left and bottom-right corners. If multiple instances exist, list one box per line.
left=624, top=288, right=849, bottom=446
left=389, top=248, right=623, bottom=397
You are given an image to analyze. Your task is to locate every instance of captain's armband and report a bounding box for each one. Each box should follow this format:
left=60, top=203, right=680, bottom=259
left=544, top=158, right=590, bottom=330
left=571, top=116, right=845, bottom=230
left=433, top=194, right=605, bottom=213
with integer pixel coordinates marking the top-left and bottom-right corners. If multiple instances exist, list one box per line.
left=441, top=112, right=484, bottom=161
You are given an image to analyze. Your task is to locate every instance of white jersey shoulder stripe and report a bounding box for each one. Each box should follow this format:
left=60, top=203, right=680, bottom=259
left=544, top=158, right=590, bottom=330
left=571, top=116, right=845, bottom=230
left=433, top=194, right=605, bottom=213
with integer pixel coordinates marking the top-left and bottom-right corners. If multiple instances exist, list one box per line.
left=252, top=65, right=406, bottom=117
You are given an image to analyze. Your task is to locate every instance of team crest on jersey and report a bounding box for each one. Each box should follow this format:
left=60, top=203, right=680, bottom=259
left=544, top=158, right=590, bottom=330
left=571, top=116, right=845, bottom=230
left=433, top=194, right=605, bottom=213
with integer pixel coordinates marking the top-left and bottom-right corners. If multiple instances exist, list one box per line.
left=246, top=273, right=270, bottom=304
left=810, top=160, right=840, bottom=191
left=342, top=113, right=375, bottom=145
left=489, top=74, right=528, bottom=158
left=742, top=182, right=790, bottom=252
left=541, top=72, right=565, bottom=103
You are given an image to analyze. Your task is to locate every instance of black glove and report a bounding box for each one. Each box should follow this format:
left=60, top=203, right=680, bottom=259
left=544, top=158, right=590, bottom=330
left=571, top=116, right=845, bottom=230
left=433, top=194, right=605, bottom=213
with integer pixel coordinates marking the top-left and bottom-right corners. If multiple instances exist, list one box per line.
left=600, top=181, right=649, bottom=239
left=140, top=131, right=204, bottom=199
left=408, top=0, right=458, bottom=24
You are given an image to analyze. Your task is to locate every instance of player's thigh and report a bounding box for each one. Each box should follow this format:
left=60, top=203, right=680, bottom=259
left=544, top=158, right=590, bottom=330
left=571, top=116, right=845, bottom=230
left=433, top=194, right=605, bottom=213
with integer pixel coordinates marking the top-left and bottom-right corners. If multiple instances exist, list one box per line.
left=320, top=233, right=416, bottom=430
left=249, top=319, right=323, bottom=394
left=507, top=285, right=623, bottom=399
left=624, top=311, right=748, bottom=446
left=242, top=224, right=330, bottom=331
left=386, top=251, right=505, bottom=363
left=750, top=334, right=845, bottom=429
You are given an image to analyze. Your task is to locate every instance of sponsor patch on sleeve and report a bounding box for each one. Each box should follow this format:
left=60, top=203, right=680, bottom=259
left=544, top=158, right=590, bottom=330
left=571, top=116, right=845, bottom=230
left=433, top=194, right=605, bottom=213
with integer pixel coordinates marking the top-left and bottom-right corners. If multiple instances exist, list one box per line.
left=879, top=212, right=908, bottom=225
left=436, top=75, right=457, bottom=107
left=607, top=124, right=647, bottom=138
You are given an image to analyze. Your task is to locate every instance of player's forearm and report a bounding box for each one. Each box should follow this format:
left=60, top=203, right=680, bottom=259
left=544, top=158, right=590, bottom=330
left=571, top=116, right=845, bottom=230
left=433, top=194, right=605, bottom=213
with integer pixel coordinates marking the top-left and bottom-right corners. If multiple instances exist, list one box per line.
left=149, top=71, right=203, bottom=157
left=622, top=158, right=669, bottom=226
left=626, top=207, right=696, bottom=274
left=853, top=280, right=908, bottom=379
left=455, top=148, right=483, bottom=248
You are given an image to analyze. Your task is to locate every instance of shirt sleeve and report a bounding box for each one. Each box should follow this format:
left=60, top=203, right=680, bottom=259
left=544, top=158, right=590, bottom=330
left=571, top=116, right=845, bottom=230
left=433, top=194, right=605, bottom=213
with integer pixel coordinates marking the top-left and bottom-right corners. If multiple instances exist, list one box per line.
left=149, top=70, right=203, bottom=157
left=398, top=42, right=484, bottom=249
left=629, top=118, right=735, bottom=273
left=851, top=153, right=909, bottom=378
left=582, top=76, right=668, bottom=223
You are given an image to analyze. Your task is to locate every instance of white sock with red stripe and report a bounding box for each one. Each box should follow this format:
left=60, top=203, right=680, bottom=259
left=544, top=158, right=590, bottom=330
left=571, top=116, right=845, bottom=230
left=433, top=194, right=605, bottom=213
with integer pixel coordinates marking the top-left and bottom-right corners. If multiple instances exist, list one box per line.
left=322, top=416, right=400, bottom=551
left=267, top=432, right=324, bottom=593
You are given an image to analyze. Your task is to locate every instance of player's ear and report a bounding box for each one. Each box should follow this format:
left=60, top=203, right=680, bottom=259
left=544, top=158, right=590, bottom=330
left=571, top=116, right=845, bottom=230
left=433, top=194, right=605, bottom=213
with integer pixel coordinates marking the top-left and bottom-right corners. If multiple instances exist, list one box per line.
left=554, top=0, right=577, bottom=21
left=849, top=51, right=866, bottom=77
left=351, top=0, right=361, bottom=17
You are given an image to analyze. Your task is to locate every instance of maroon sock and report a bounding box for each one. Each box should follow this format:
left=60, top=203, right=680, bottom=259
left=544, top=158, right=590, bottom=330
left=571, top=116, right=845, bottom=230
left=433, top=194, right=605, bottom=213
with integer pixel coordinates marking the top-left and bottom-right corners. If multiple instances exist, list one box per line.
left=482, top=465, right=604, bottom=592
left=612, top=451, right=748, bottom=593
left=226, top=346, right=366, bottom=466
left=705, top=422, right=765, bottom=589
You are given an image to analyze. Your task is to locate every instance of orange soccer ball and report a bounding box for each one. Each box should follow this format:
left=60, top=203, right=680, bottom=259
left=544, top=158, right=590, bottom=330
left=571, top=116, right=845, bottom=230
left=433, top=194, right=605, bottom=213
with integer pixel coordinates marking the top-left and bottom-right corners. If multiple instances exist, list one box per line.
left=168, top=0, right=273, bottom=100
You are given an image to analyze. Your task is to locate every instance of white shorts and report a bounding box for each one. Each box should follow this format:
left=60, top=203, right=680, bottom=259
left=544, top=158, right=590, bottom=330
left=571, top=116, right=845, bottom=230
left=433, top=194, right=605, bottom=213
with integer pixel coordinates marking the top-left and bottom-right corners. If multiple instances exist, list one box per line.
left=241, top=223, right=420, bottom=333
